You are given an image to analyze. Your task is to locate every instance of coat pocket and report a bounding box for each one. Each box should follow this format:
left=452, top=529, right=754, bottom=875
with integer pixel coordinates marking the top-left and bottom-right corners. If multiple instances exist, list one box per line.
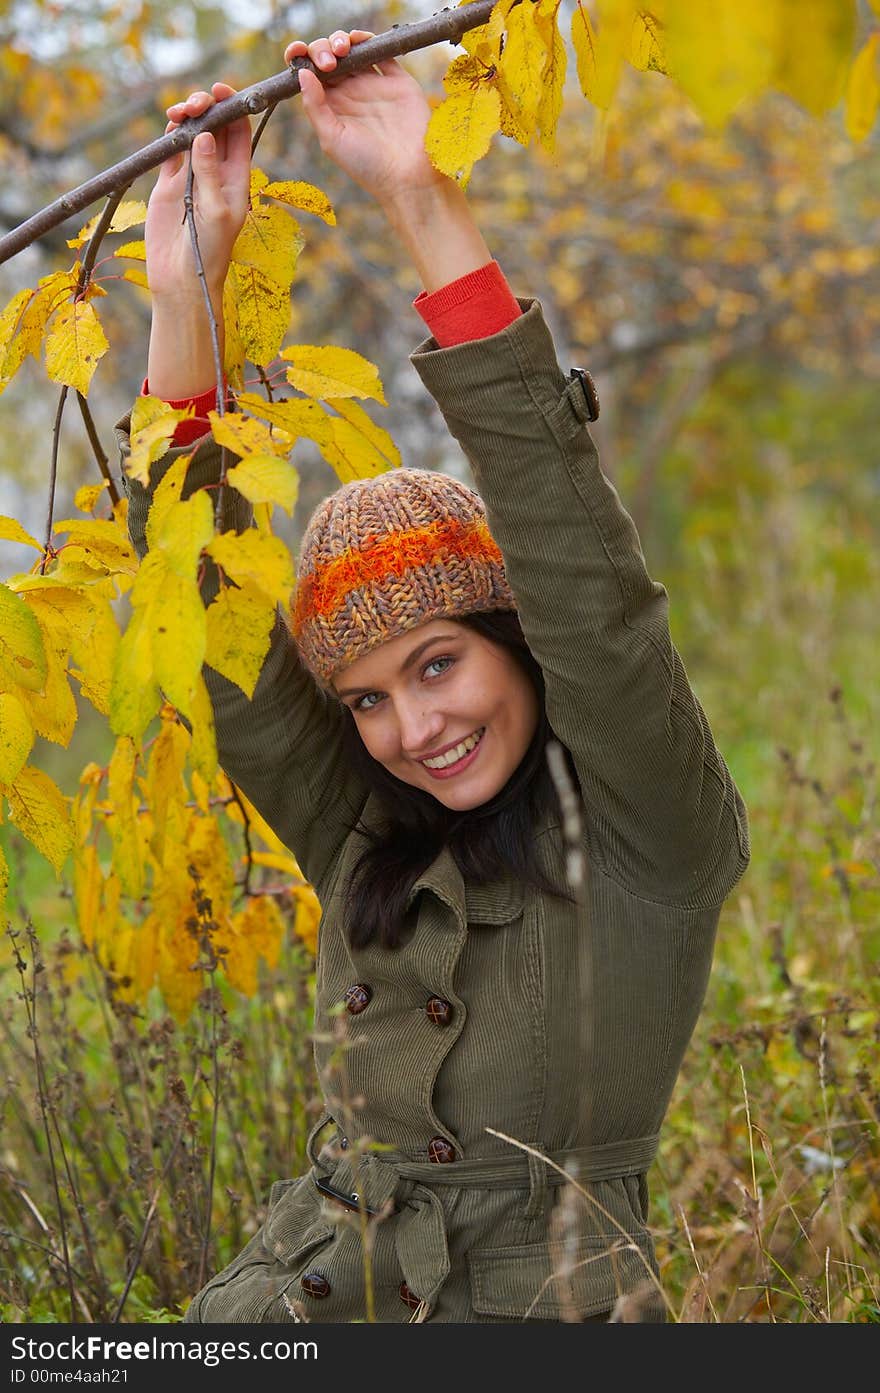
left=468, top=1231, right=661, bottom=1321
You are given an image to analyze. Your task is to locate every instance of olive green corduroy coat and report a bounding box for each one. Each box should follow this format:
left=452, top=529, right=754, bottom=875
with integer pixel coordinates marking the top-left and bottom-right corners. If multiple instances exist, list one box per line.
left=120, top=300, right=750, bottom=1324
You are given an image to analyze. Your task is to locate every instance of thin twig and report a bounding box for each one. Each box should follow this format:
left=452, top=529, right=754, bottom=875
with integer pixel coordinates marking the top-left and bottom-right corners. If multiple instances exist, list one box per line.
left=110, top=1127, right=185, bottom=1323
left=9, top=925, right=78, bottom=1321
left=41, top=386, right=68, bottom=572
left=76, top=393, right=120, bottom=507
left=230, top=784, right=255, bottom=896
left=182, top=159, right=229, bottom=528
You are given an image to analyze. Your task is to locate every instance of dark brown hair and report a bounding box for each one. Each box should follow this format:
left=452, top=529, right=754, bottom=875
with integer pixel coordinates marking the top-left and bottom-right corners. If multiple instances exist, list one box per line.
left=338, top=610, right=581, bottom=950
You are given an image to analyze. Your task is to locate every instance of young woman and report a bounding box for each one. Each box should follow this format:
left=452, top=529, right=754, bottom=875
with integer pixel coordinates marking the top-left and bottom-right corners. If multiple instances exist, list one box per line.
left=123, top=30, right=750, bottom=1324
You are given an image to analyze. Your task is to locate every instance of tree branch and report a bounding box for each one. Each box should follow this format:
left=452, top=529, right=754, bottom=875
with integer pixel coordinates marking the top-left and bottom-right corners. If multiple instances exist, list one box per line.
left=0, top=1, right=498, bottom=267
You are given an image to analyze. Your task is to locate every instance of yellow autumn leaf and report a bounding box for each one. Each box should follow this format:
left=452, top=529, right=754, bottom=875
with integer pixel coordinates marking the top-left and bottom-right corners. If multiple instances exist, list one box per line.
left=425, top=85, right=502, bottom=186
left=113, top=239, right=146, bottom=261
left=129, top=914, right=159, bottom=1002
left=45, top=300, right=109, bottom=395
left=7, top=764, right=74, bottom=872
left=0, top=515, right=41, bottom=550
left=13, top=637, right=77, bottom=747
left=0, top=843, right=9, bottom=915
left=262, top=179, right=336, bottom=224
left=236, top=393, right=334, bottom=451
left=572, top=0, right=636, bottom=110
left=158, top=908, right=202, bottom=1024
left=629, top=10, right=668, bottom=74
left=205, top=529, right=295, bottom=607
left=0, top=270, right=78, bottom=391
left=73, top=841, right=102, bottom=949
left=534, top=0, right=567, bottom=151
left=225, top=786, right=296, bottom=862
left=146, top=715, right=189, bottom=865
left=19, top=580, right=119, bottom=718
left=326, top=399, right=401, bottom=471
left=74, top=482, right=108, bottom=514
left=186, top=811, right=235, bottom=921
left=185, top=672, right=217, bottom=784
left=52, top=518, right=138, bottom=575
left=109, top=604, right=161, bottom=740
left=222, top=273, right=246, bottom=389
left=145, top=565, right=206, bottom=718
left=280, top=344, right=387, bottom=405
left=249, top=850, right=300, bottom=875
left=228, top=261, right=292, bottom=368
left=107, top=735, right=143, bottom=899
left=845, top=34, right=880, bottom=141
left=663, top=0, right=777, bottom=128
left=208, top=411, right=288, bottom=459
left=460, top=0, right=511, bottom=62
left=774, top=0, right=856, bottom=117
left=0, top=692, right=34, bottom=786
left=496, top=0, right=547, bottom=145
left=225, top=895, right=287, bottom=994
left=225, top=455, right=300, bottom=515
left=67, top=200, right=147, bottom=249
left=204, top=581, right=275, bottom=699
left=126, top=396, right=194, bottom=487
left=149, top=491, right=214, bottom=579
left=122, top=268, right=150, bottom=290
left=319, top=414, right=398, bottom=485
left=0, top=289, right=33, bottom=393
left=293, top=883, right=321, bottom=955
left=572, top=1, right=599, bottom=102
left=0, top=583, right=47, bottom=693
left=232, top=202, right=304, bottom=290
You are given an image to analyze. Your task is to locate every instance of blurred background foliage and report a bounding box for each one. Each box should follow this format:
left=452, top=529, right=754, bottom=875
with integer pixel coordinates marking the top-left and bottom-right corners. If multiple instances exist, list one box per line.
left=0, top=0, right=878, bottom=1322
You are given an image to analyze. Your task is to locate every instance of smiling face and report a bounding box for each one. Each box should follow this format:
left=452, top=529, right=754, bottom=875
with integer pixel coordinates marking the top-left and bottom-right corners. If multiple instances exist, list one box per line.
left=331, top=617, right=541, bottom=812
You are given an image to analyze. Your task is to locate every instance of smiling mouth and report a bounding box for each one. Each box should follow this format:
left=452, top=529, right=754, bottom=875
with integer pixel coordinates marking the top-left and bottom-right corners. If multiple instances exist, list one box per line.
left=420, top=727, right=485, bottom=772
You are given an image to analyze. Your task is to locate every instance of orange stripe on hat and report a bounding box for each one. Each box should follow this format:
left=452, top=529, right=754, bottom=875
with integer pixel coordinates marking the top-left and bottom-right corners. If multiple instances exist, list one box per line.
left=293, top=516, right=503, bottom=633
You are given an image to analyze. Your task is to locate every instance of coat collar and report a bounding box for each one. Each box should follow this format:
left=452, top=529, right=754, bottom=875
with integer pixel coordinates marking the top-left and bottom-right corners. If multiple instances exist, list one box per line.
left=360, top=793, right=536, bottom=928
left=403, top=843, right=525, bottom=927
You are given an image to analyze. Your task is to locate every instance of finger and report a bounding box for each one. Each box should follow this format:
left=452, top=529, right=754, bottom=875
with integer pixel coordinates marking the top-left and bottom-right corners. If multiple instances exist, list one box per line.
left=284, top=39, right=308, bottom=63
left=297, top=67, right=343, bottom=148
left=328, top=30, right=351, bottom=57
left=190, top=130, right=224, bottom=209
left=308, top=38, right=337, bottom=72
left=166, top=90, right=215, bottom=121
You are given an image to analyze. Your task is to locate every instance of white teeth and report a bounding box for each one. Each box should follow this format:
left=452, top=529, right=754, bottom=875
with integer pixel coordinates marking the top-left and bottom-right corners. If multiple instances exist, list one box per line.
left=422, top=728, right=483, bottom=770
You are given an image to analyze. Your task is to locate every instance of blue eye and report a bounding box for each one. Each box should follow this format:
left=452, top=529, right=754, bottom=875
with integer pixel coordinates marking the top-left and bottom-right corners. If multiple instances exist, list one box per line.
left=425, top=656, right=454, bottom=678
left=352, top=655, right=454, bottom=713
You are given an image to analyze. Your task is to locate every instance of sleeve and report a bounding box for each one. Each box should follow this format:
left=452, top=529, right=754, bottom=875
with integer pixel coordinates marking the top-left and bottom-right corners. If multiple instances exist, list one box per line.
left=413, top=260, right=521, bottom=347
left=409, top=298, right=750, bottom=909
left=115, top=418, right=369, bottom=892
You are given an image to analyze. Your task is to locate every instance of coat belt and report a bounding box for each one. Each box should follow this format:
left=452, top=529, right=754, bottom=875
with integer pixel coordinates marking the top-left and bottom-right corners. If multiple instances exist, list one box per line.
left=305, top=1116, right=659, bottom=1313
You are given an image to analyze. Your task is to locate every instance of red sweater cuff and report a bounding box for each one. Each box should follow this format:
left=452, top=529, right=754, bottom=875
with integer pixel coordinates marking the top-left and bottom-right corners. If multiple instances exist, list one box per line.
left=141, top=378, right=222, bottom=447
left=413, top=261, right=521, bottom=347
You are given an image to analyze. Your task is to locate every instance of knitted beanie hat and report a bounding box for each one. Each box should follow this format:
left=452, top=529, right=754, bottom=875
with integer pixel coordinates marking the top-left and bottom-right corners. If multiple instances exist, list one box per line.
left=291, top=467, right=516, bottom=688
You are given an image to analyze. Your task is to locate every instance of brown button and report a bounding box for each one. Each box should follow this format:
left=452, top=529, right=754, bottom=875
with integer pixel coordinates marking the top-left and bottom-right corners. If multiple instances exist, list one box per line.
left=300, top=1272, right=331, bottom=1298
left=399, top=1282, right=421, bottom=1310
left=570, top=367, right=600, bottom=421
left=427, top=1136, right=456, bottom=1164
left=344, top=983, right=372, bottom=1015
left=426, top=996, right=453, bottom=1026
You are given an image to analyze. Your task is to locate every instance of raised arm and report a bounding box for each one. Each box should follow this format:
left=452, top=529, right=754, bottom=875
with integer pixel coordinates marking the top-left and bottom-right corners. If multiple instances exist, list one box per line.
left=120, top=85, right=368, bottom=892
left=288, top=31, right=749, bottom=907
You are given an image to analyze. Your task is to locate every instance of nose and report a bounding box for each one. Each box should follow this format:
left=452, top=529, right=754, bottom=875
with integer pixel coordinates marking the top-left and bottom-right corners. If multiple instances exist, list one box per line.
left=397, top=700, right=445, bottom=760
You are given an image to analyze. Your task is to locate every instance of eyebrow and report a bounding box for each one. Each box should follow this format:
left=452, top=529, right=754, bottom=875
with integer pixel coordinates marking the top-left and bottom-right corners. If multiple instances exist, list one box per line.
left=335, top=632, right=462, bottom=699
